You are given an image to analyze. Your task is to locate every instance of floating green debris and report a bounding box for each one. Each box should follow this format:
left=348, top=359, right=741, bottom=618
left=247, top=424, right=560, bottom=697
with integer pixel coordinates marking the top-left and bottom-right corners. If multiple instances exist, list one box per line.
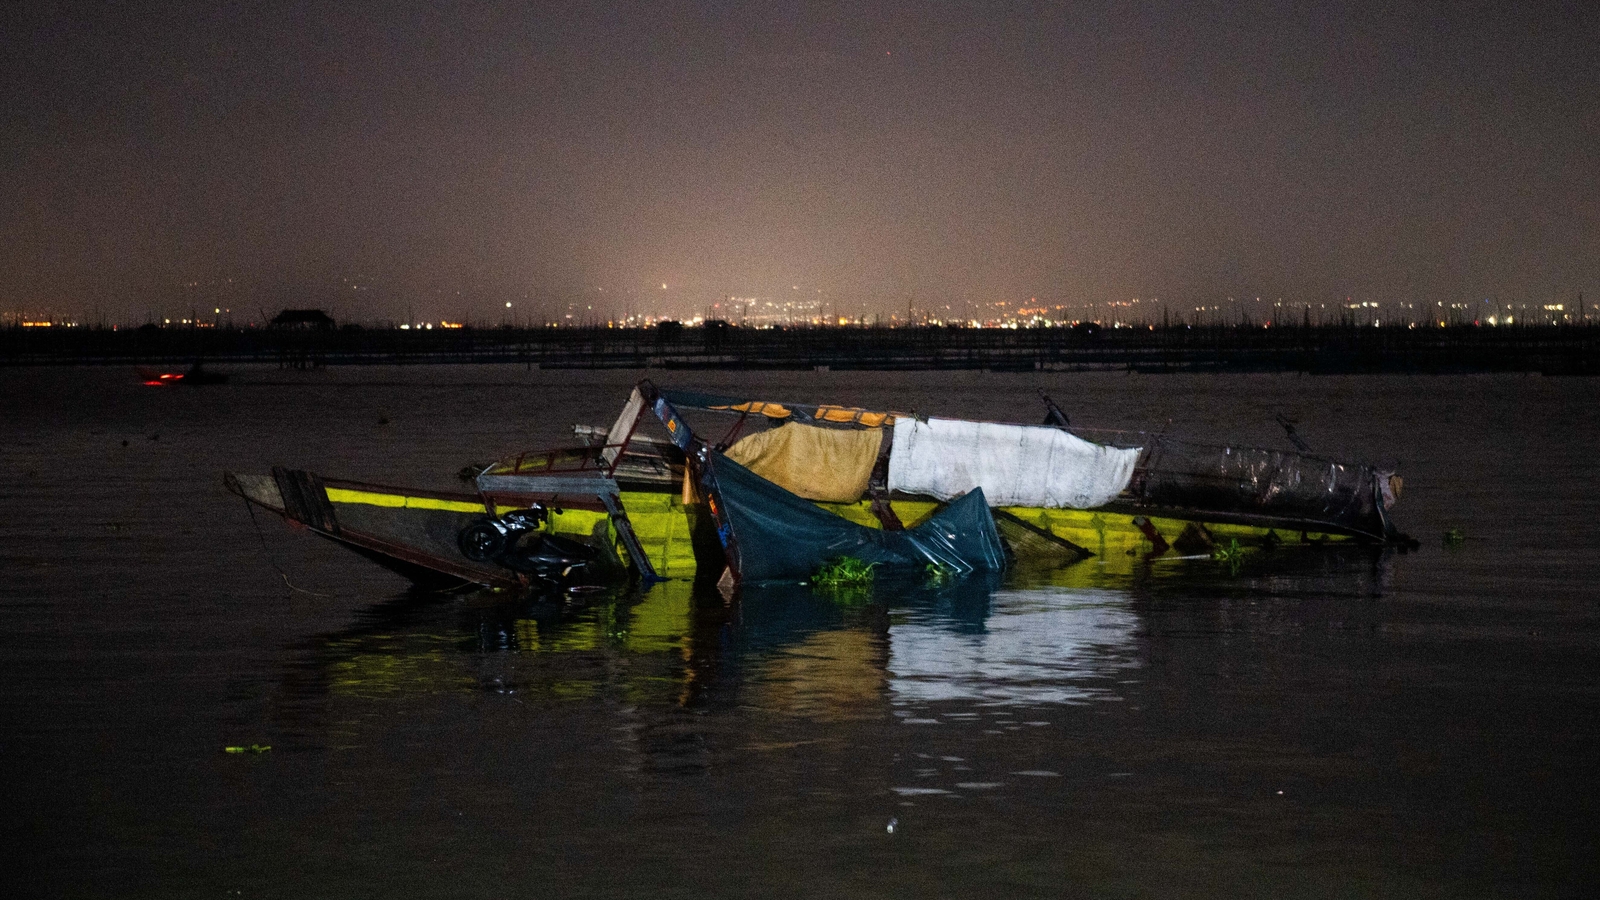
left=1443, top=527, right=1466, bottom=545
left=224, top=744, right=272, bottom=754
left=812, top=556, right=877, bottom=602
left=925, top=561, right=958, bottom=587
left=1211, top=538, right=1243, bottom=564
left=1211, top=538, right=1244, bottom=573
left=813, top=556, right=877, bottom=586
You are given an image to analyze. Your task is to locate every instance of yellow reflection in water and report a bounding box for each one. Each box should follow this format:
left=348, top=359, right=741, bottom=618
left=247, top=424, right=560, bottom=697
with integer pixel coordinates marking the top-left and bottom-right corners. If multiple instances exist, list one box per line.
left=750, top=628, right=888, bottom=722
left=327, top=636, right=475, bottom=698
left=323, top=581, right=698, bottom=703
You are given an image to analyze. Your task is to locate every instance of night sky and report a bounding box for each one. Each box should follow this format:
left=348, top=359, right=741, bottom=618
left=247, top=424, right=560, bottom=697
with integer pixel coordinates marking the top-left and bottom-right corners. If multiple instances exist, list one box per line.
left=3, top=1, right=1596, bottom=324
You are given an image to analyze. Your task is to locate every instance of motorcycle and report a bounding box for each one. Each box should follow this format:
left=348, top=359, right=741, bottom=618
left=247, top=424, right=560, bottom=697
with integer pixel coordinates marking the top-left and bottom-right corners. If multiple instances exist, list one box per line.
left=457, top=504, right=597, bottom=586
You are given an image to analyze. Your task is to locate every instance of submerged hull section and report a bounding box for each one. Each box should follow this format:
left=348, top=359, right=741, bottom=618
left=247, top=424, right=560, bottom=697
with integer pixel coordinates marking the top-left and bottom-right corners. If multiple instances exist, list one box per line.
left=227, top=471, right=523, bottom=589
left=228, top=467, right=1374, bottom=592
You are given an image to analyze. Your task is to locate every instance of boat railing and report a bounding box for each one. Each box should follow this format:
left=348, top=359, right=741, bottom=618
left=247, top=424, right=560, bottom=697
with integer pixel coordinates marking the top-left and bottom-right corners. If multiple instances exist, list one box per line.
left=490, top=442, right=679, bottom=479
left=491, top=446, right=606, bottom=476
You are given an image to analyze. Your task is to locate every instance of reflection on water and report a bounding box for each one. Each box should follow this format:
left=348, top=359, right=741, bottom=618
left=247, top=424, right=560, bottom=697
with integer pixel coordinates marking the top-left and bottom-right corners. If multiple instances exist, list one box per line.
left=267, top=550, right=1419, bottom=801
left=287, top=581, right=709, bottom=711
left=290, top=547, right=1399, bottom=731
left=748, top=628, right=889, bottom=721
left=325, top=632, right=475, bottom=699
left=888, top=586, right=1140, bottom=708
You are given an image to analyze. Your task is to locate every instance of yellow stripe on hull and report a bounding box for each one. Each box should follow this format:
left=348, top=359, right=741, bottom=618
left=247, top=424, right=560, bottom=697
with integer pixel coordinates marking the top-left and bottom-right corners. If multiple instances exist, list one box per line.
left=995, top=506, right=1354, bottom=556
left=328, top=484, right=1355, bottom=582
left=326, top=487, right=489, bottom=514
left=549, top=489, right=1359, bottom=578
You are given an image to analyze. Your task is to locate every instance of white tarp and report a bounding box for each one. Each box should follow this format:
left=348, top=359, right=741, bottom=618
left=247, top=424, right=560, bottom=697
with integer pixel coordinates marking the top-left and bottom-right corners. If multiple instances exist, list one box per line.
left=887, top=417, right=1141, bottom=509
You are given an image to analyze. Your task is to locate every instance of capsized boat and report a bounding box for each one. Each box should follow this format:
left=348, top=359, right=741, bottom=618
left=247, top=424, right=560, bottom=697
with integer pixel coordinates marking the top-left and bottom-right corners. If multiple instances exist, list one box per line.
left=227, top=379, right=1409, bottom=593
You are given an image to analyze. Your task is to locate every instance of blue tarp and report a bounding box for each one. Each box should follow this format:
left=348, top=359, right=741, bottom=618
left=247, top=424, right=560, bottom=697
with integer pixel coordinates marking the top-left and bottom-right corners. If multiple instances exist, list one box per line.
left=707, top=453, right=1007, bottom=584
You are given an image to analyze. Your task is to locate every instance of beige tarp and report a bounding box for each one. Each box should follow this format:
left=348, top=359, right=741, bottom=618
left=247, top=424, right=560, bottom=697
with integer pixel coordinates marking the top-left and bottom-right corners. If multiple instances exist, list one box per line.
left=724, top=423, right=884, bottom=502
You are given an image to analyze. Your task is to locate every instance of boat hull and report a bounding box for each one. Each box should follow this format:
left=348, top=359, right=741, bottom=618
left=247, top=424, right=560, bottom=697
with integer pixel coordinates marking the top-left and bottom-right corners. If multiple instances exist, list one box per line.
left=228, top=466, right=1370, bottom=592
left=227, top=470, right=720, bottom=588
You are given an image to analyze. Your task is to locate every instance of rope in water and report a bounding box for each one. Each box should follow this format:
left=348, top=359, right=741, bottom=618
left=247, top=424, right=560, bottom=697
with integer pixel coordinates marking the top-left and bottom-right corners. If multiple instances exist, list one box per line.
left=242, top=497, right=334, bottom=598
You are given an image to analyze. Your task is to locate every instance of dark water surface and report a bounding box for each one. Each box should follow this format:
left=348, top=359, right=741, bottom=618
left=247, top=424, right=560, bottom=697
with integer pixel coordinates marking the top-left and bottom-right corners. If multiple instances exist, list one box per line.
left=3, top=367, right=1598, bottom=898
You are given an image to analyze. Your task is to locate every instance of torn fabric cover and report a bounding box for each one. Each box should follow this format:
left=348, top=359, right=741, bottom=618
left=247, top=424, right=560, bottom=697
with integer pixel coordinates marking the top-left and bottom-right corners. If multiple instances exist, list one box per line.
left=887, top=418, right=1142, bottom=509
left=707, top=453, right=1006, bottom=584
left=724, top=422, right=884, bottom=502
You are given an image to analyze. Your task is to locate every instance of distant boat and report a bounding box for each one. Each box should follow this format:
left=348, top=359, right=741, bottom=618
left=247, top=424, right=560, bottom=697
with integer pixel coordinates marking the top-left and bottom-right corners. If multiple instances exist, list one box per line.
left=137, top=361, right=228, bottom=386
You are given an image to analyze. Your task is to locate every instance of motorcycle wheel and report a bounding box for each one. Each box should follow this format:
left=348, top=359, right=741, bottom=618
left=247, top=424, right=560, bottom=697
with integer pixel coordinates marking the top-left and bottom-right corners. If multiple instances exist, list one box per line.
left=458, top=521, right=505, bottom=561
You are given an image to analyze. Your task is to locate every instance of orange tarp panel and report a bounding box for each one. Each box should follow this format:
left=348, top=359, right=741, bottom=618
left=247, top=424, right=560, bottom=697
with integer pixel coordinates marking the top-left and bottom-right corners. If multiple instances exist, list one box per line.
left=724, top=423, right=885, bottom=502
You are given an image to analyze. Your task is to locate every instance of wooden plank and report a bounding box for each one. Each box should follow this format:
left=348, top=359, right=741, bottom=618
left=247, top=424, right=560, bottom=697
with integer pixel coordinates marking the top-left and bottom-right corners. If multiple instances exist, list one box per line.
left=271, top=468, right=340, bottom=535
